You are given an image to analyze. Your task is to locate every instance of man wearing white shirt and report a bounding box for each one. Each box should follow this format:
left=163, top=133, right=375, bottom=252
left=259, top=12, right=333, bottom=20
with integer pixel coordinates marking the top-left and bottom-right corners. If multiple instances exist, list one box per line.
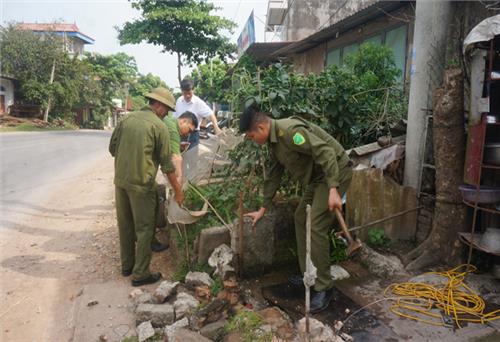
left=174, top=78, right=222, bottom=149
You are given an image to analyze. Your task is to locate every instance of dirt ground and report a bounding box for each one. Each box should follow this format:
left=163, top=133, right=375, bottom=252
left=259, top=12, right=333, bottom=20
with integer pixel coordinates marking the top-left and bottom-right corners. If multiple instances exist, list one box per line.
left=0, top=155, right=178, bottom=341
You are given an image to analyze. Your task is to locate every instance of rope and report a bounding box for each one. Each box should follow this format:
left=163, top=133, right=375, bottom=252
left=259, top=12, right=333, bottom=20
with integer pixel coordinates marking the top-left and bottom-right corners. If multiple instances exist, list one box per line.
left=384, top=264, right=500, bottom=328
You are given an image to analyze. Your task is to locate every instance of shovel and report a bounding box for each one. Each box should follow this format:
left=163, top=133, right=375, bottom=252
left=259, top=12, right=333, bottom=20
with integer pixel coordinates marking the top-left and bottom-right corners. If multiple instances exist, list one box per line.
left=334, top=208, right=362, bottom=257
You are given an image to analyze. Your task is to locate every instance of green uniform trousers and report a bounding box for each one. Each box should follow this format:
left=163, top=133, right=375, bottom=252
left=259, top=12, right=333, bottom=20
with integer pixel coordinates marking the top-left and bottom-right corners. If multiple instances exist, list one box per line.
left=115, top=186, right=157, bottom=281
left=294, top=171, right=352, bottom=292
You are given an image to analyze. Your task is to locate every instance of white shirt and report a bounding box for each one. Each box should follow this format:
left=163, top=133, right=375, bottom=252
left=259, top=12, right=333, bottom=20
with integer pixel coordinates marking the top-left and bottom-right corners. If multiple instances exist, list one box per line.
left=173, top=94, right=212, bottom=130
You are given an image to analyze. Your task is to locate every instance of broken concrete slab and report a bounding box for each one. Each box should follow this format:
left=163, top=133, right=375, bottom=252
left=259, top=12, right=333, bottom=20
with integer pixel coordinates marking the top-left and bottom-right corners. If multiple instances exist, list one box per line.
left=197, top=226, right=231, bottom=263
left=73, top=281, right=136, bottom=342
left=137, top=321, right=155, bottom=342
left=163, top=317, right=189, bottom=341
left=135, top=303, right=174, bottom=327
left=331, top=265, right=350, bottom=281
left=134, top=292, right=154, bottom=305
left=232, top=214, right=276, bottom=277
left=153, top=280, right=179, bottom=303
left=208, top=244, right=235, bottom=279
left=174, top=292, right=200, bottom=320
left=357, top=245, right=407, bottom=278
left=168, top=328, right=212, bottom=342
left=296, top=317, right=341, bottom=342
left=199, top=319, right=227, bottom=340
left=185, top=271, right=213, bottom=288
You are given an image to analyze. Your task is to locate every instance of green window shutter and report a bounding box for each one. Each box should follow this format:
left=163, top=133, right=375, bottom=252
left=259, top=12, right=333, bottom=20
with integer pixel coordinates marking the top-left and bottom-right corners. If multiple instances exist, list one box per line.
left=364, top=34, right=382, bottom=46
left=326, top=48, right=341, bottom=67
left=342, top=43, right=359, bottom=64
left=385, top=25, right=407, bottom=82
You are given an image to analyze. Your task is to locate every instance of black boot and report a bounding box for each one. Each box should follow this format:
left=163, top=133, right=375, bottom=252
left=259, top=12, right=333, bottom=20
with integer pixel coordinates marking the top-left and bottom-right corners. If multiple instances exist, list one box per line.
left=151, top=238, right=169, bottom=252
left=131, top=272, right=162, bottom=287
left=288, top=274, right=304, bottom=286
left=310, top=287, right=334, bottom=313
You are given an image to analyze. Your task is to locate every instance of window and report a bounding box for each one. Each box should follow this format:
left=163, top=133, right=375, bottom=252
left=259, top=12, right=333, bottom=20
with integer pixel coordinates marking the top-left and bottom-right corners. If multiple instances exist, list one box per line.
left=324, top=25, right=407, bottom=81
left=364, top=34, right=382, bottom=46
left=385, top=25, right=407, bottom=82
left=326, top=48, right=341, bottom=67
left=343, top=43, right=359, bottom=60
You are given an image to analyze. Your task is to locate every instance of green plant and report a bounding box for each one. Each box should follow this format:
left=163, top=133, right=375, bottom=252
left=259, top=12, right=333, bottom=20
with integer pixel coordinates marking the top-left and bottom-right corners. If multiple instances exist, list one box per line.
left=367, top=228, right=391, bottom=247
left=210, top=275, right=223, bottom=296
left=225, top=310, right=272, bottom=342
left=330, top=233, right=348, bottom=263
left=172, top=259, right=212, bottom=282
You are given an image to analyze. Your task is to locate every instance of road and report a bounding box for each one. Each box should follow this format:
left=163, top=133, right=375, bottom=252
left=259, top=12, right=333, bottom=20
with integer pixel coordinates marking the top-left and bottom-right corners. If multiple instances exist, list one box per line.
left=0, top=130, right=112, bottom=216
left=0, top=130, right=136, bottom=341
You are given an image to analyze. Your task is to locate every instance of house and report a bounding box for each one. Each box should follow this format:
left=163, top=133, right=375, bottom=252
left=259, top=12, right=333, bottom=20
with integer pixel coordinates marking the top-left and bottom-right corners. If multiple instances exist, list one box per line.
left=0, top=75, right=16, bottom=115
left=266, top=0, right=414, bottom=82
left=17, top=22, right=94, bottom=56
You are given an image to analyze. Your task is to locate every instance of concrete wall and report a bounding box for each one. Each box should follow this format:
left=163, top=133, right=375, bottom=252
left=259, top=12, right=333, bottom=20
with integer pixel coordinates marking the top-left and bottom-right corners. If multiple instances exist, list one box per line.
left=282, top=0, right=378, bottom=42
left=0, top=78, right=15, bottom=114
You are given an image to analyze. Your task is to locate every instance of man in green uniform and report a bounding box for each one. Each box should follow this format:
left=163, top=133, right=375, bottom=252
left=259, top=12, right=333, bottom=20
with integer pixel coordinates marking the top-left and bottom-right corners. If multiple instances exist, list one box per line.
left=109, top=87, right=184, bottom=287
left=151, top=111, right=199, bottom=252
left=241, top=105, right=352, bottom=313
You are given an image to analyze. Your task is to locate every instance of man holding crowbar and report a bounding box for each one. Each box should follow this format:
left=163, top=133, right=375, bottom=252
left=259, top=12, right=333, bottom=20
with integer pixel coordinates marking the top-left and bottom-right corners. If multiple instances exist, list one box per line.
left=240, top=105, right=356, bottom=313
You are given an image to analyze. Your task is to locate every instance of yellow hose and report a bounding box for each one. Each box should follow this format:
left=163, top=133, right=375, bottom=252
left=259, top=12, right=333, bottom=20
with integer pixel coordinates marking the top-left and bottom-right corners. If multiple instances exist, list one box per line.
left=384, top=264, right=500, bottom=328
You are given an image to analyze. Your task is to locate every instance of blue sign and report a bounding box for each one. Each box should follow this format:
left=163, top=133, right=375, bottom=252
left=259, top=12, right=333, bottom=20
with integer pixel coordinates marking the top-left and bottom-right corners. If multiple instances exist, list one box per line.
left=237, top=10, right=256, bottom=56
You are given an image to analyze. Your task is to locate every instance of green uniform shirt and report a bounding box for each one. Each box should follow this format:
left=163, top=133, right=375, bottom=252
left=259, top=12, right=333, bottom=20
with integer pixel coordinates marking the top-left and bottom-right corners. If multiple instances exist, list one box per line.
left=163, top=115, right=181, bottom=155
left=263, top=116, right=351, bottom=208
left=109, top=109, right=175, bottom=193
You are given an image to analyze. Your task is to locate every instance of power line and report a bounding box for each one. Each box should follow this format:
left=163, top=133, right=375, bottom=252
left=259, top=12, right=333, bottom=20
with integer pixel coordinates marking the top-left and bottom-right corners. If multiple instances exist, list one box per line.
left=231, top=0, right=243, bottom=22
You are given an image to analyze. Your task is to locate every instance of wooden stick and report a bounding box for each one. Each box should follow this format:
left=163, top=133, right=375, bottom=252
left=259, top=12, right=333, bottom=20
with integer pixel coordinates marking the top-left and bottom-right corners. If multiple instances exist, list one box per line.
left=305, top=204, right=312, bottom=342
left=238, top=192, right=244, bottom=277
left=347, top=207, right=422, bottom=233
left=187, top=183, right=232, bottom=231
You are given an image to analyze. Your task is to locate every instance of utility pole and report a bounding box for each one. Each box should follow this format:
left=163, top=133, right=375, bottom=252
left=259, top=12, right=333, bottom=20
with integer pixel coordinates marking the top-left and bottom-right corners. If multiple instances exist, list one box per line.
left=404, top=0, right=452, bottom=189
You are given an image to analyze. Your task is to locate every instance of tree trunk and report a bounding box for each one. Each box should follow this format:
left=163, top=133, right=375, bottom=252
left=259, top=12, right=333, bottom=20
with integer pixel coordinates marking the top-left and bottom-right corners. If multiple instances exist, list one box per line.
left=177, top=52, right=182, bottom=85
left=404, top=68, right=467, bottom=271
left=43, top=59, right=56, bottom=122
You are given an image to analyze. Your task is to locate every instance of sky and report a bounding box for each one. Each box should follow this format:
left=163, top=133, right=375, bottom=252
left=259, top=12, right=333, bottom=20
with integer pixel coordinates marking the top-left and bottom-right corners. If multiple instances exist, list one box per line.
left=1, top=0, right=273, bottom=89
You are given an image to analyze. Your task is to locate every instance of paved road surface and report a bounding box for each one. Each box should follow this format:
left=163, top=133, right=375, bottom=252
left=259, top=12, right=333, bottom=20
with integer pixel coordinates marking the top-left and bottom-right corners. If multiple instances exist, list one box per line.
left=0, top=130, right=112, bottom=226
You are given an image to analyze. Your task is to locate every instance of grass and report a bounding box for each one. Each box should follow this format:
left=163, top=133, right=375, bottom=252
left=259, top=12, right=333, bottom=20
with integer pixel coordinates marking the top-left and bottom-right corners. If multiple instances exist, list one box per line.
left=225, top=310, right=273, bottom=342
left=0, top=122, right=78, bottom=132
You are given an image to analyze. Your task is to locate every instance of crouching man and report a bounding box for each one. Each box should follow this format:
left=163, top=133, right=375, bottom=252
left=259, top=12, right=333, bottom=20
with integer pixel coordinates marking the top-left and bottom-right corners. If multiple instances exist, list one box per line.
left=241, top=105, right=352, bottom=313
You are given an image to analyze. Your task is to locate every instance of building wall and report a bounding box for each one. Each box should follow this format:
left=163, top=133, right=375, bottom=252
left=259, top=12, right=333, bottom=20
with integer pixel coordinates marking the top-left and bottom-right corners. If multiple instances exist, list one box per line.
left=282, top=0, right=330, bottom=41
left=0, top=78, right=15, bottom=114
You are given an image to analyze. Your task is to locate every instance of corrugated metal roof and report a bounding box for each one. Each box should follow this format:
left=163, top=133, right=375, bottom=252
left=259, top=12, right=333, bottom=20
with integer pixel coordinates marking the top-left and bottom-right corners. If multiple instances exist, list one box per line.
left=17, top=23, right=95, bottom=44
left=273, top=1, right=409, bottom=56
left=244, top=42, right=293, bottom=61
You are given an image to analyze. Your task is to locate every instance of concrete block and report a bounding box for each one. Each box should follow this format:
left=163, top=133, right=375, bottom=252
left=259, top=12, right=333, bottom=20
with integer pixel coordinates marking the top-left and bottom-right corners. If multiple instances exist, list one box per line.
left=135, top=303, right=174, bottom=327
left=197, top=226, right=231, bottom=263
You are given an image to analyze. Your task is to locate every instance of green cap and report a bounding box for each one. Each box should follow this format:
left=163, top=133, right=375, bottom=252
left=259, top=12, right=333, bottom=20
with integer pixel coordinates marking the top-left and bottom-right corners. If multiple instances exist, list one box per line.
left=145, top=87, right=175, bottom=110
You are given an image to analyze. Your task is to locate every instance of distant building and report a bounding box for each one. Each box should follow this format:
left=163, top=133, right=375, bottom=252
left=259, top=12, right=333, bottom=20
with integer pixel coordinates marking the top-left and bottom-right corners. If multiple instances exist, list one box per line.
left=0, top=75, right=16, bottom=115
left=17, top=22, right=94, bottom=55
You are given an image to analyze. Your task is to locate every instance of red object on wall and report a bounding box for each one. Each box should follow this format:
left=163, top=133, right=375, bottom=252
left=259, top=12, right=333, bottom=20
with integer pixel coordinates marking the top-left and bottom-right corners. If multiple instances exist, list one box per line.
left=464, top=115, right=487, bottom=185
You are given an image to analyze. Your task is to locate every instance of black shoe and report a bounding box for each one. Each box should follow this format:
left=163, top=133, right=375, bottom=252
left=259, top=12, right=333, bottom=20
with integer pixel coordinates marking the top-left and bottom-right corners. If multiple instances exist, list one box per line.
left=151, top=240, right=169, bottom=253
left=122, top=269, right=132, bottom=277
left=310, top=287, right=334, bottom=313
left=288, top=274, right=304, bottom=286
left=131, top=272, right=162, bottom=287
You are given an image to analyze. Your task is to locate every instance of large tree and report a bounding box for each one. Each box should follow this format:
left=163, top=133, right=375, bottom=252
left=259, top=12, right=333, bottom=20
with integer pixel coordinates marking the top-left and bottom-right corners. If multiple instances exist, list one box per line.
left=190, top=58, right=232, bottom=104
left=117, top=0, right=236, bottom=84
left=128, top=72, right=169, bottom=110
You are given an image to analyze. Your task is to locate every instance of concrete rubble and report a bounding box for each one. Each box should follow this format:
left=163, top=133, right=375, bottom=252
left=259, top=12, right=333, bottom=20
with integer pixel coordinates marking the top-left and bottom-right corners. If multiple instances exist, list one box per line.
left=185, top=271, right=214, bottom=288
left=135, top=303, right=175, bottom=327
left=295, top=317, right=346, bottom=342
left=208, top=243, right=235, bottom=279
left=174, top=292, right=200, bottom=319
left=163, top=317, right=189, bottom=340
left=136, top=320, right=155, bottom=342
left=153, top=280, right=179, bottom=303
